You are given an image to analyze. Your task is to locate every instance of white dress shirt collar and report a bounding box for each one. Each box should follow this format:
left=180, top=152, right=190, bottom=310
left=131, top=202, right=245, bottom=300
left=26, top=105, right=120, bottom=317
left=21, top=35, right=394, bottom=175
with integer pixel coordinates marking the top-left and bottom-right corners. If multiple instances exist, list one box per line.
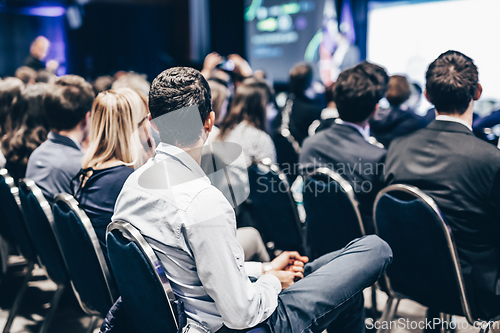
left=335, top=118, right=371, bottom=142
left=435, top=115, right=473, bottom=132
left=155, top=142, right=207, bottom=180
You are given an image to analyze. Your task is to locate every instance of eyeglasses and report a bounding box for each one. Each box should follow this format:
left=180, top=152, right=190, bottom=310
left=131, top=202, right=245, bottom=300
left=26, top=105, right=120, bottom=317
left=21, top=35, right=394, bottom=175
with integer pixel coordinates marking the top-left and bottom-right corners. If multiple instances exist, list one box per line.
left=137, top=113, right=150, bottom=128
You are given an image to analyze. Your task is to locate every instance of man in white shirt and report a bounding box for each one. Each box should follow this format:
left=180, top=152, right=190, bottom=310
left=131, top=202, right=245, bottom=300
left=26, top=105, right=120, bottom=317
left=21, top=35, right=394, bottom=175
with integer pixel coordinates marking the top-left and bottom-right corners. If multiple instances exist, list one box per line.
left=112, top=67, right=392, bottom=332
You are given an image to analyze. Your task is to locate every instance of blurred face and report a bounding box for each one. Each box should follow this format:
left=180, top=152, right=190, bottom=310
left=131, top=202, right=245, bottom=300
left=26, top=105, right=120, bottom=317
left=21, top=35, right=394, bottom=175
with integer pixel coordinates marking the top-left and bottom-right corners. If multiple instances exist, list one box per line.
left=31, top=39, right=50, bottom=60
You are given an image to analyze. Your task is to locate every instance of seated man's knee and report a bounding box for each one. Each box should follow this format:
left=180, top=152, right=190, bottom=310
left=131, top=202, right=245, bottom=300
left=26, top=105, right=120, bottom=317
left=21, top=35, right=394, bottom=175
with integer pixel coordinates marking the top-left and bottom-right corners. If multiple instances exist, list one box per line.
left=362, top=235, right=393, bottom=266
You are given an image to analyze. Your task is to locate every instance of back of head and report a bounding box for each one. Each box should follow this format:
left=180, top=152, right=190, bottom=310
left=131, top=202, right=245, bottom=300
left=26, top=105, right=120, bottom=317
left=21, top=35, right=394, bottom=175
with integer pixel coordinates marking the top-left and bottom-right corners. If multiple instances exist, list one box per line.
left=1, top=83, right=51, bottom=165
left=386, top=75, right=411, bottom=107
left=44, top=75, right=95, bottom=131
left=92, top=75, right=115, bottom=94
left=112, top=72, right=150, bottom=96
left=0, top=78, right=24, bottom=135
left=219, top=77, right=272, bottom=140
left=83, top=88, right=146, bottom=170
left=149, top=67, right=212, bottom=147
left=208, top=79, right=230, bottom=123
left=325, top=82, right=336, bottom=105
left=425, top=50, right=478, bottom=115
left=289, top=62, right=313, bottom=97
left=334, top=61, right=389, bottom=123
left=36, top=69, right=56, bottom=84
left=15, top=66, right=37, bottom=85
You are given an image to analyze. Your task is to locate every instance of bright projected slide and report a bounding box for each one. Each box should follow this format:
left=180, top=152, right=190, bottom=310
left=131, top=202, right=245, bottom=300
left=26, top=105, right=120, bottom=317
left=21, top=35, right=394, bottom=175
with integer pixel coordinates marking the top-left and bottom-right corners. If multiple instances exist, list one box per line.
left=367, top=0, right=500, bottom=102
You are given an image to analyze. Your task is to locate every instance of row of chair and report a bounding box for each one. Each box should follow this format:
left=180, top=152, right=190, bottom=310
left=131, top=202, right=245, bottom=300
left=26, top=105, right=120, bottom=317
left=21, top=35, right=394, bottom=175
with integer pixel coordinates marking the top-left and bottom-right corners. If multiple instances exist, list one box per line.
left=246, top=160, right=499, bottom=333
left=1, top=158, right=499, bottom=333
left=0, top=169, right=117, bottom=332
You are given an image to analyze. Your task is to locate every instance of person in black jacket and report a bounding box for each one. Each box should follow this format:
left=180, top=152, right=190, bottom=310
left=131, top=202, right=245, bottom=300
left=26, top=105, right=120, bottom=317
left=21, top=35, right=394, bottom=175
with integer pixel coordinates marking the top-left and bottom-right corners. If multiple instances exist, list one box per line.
left=288, top=63, right=323, bottom=146
left=23, top=36, right=50, bottom=71
left=300, top=61, right=389, bottom=233
left=385, top=50, right=500, bottom=319
left=370, top=75, right=427, bottom=148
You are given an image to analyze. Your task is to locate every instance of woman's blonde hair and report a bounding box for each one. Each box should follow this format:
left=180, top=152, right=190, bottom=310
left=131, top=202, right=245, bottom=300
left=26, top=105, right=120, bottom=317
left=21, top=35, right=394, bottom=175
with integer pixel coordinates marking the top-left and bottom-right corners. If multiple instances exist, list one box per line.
left=82, top=88, right=148, bottom=175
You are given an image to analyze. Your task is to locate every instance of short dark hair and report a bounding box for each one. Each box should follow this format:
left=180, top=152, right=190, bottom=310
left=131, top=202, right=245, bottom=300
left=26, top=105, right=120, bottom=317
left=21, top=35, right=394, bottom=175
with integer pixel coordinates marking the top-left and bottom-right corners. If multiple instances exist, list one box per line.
left=425, top=50, right=478, bottom=115
left=43, top=75, right=95, bottom=131
left=289, top=62, right=314, bottom=96
left=386, top=75, right=411, bottom=106
left=149, top=67, right=212, bottom=146
left=334, top=61, right=389, bottom=123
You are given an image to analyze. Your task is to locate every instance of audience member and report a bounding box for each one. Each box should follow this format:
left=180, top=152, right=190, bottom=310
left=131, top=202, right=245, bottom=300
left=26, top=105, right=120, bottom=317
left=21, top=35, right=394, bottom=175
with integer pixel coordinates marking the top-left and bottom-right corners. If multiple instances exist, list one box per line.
left=0, top=78, right=24, bottom=137
left=92, top=75, right=115, bottom=95
left=15, top=66, right=37, bottom=85
left=75, top=88, right=153, bottom=252
left=287, top=63, right=323, bottom=146
left=310, top=82, right=339, bottom=134
left=300, top=61, right=389, bottom=233
left=473, top=108, right=500, bottom=145
left=23, top=36, right=50, bottom=71
left=1, top=83, right=50, bottom=182
left=385, top=50, right=500, bottom=319
left=370, top=75, right=427, bottom=147
left=26, top=75, right=94, bottom=202
left=36, top=69, right=56, bottom=84
left=112, top=66, right=392, bottom=333
left=111, top=71, right=150, bottom=95
left=217, top=77, right=277, bottom=167
left=206, top=79, right=230, bottom=142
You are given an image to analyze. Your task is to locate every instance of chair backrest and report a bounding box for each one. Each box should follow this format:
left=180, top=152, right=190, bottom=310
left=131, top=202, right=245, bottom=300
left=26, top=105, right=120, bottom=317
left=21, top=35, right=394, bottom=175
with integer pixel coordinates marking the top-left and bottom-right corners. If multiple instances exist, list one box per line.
left=18, top=178, right=69, bottom=285
left=272, top=131, right=299, bottom=184
left=106, top=220, right=178, bottom=333
left=0, top=169, right=37, bottom=262
left=247, top=158, right=305, bottom=253
left=373, top=184, right=474, bottom=321
left=53, top=193, right=118, bottom=316
left=303, top=168, right=365, bottom=259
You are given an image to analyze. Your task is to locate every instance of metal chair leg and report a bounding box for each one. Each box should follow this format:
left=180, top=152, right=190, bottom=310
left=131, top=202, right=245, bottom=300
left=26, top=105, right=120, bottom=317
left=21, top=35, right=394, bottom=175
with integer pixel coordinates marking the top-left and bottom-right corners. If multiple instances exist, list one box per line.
left=38, top=284, right=65, bottom=333
left=478, top=321, right=491, bottom=333
left=376, top=297, right=400, bottom=333
left=371, top=285, right=380, bottom=319
left=86, top=315, right=98, bottom=333
left=439, top=313, right=453, bottom=333
left=2, top=261, right=35, bottom=333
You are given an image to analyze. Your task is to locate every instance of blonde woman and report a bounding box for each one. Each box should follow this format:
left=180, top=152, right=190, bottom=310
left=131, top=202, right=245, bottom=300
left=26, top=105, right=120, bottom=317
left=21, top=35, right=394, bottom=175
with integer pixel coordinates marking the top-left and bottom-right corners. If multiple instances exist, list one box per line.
left=74, top=88, right=154, bottom=251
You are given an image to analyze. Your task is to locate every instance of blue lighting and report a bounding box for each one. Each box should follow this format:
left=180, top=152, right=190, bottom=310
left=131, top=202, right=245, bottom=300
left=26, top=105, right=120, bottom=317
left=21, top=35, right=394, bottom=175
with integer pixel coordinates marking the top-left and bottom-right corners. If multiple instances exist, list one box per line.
left=24, top=6, right=66, bottom=17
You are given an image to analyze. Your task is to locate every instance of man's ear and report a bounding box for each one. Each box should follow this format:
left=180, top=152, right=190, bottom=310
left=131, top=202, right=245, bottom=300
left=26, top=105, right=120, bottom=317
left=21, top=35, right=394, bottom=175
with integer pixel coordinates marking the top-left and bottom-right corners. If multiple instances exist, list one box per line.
left=82, top=111, right=91, bottom=128
left=474, top=83, right=482, bottom=100
left=149, top=113, right=159, bottom=133
left=204, top=111, right=215, bottom=133
left=371, top=103, right=379, bottom=118
left=424, top=90, right=431, bottom=103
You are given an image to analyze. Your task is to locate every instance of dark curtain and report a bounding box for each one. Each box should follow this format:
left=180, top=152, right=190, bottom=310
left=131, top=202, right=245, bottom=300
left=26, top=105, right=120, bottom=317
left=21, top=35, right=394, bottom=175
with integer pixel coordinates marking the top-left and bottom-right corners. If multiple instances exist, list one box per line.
left=66, top=3, right=188, bottom=82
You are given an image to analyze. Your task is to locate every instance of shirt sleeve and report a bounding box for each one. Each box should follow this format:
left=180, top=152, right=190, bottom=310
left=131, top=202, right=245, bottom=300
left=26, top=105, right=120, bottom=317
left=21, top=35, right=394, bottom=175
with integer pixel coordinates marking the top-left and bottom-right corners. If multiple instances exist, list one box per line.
left=184, top=187, right=281, bottom=329
left=244, top=262, right=263, bottom=278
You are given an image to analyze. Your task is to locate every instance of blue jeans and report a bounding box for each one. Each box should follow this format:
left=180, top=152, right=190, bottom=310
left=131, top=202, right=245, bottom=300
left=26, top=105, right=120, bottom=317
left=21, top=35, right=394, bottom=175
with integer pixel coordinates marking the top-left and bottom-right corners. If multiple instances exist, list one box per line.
left=266, top=235, right=393, bottom=333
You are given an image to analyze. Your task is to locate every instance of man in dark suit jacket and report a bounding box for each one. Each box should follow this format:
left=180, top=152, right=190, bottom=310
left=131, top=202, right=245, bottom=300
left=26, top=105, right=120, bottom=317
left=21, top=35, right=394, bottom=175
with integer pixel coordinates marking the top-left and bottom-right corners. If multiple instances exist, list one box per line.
left=300, top=61, right=389, bottom=233
left=385, top=50, right=500, bottom=319
left=26, top=75, right=94, bottom=203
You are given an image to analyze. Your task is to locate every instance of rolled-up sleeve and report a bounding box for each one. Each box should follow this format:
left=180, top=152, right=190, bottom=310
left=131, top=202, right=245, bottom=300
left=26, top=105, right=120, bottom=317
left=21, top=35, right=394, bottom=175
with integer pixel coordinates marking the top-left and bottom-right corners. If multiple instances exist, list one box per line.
left=184, top=187, right=281, bottom=329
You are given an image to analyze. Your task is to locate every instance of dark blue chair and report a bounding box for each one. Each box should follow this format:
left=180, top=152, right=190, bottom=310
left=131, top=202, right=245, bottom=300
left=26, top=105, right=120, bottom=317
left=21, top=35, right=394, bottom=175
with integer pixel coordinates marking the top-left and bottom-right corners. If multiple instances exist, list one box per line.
left=53, top=193, right=119, bottom=329
left=373, top=184, right=499, bottom=333
left=106, top=220, right=179, bottom=333
left=247, top=158, right=305, bottom=256
left=0, top=169, right=39, bottom=333
left=302, top=168, right=365, bottom=260
left=106, top=221, right=270, bottom=333
left=18, top=179, right=71, bottom=333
